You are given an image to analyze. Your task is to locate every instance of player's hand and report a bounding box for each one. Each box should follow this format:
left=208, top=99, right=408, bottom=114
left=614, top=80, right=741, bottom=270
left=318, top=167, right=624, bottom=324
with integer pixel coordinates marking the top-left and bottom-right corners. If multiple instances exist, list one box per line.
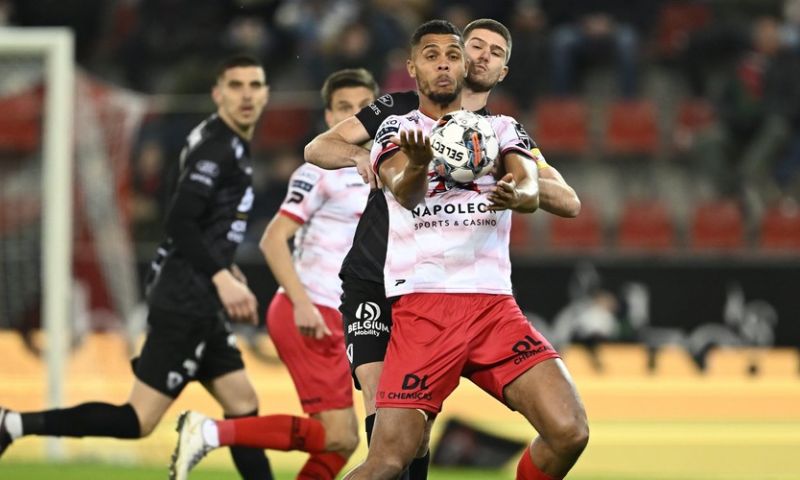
left=212, top=269, right=259, bottom=325
left=294, top=302, right=332, bottom=339
left=230, top=263, right=248, bottom=285
left=488, top=173, right=520, bottom=211
left=355, top=152, right=381, bottom=188
left=393, top=129, right=433, bottom=168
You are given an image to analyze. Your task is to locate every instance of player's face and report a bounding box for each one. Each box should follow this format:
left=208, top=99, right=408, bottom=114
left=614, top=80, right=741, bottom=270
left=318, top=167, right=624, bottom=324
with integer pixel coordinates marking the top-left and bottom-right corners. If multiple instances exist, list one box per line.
left=325, top=86, right=376, bottom=128
left=464, top=28, right=509, bottom=93
left=408, top=33, right=466, bottom=106
left=213, top=66, right=269, bottom=136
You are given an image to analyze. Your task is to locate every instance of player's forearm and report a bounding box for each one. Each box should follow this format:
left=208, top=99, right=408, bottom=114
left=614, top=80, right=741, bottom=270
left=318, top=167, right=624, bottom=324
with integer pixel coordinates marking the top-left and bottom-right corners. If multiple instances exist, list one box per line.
left=386, top=162, right=428, bottom=210
left=260, top=233, right=312, bottom=306
left=539, top=177, right=581, bottom=217
left=304, top=130, right=368, bottom=170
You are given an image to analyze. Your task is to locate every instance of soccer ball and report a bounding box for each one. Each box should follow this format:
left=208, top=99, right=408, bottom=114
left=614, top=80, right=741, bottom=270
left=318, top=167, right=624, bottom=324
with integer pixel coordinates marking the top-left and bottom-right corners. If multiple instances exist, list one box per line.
left=430, top=110, right=500, bottom=184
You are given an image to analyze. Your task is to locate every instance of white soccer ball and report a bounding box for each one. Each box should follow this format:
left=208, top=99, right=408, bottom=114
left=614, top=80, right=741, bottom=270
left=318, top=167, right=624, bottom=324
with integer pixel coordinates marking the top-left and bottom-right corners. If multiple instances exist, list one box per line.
left=430, top=110, right=500, bottom=184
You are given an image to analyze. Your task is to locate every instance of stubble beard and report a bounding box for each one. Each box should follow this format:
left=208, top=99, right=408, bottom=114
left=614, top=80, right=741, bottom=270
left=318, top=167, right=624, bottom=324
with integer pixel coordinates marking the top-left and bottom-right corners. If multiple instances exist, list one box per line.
left=421, top=78, right=464, bottom=109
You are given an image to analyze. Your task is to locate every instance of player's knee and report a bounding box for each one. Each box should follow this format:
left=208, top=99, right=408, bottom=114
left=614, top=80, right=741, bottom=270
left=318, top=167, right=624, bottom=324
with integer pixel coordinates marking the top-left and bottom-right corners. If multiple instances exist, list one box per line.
left=323, top=418, right=360, bottom=455
left=136, top=414, right=159, bottom=438
left=547, top=415, right=589, bottom=458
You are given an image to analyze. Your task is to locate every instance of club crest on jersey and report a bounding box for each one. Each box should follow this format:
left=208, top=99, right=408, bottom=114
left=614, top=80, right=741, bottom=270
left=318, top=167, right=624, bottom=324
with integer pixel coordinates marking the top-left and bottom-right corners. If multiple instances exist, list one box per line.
left=377, top=94, right=394, bottom=107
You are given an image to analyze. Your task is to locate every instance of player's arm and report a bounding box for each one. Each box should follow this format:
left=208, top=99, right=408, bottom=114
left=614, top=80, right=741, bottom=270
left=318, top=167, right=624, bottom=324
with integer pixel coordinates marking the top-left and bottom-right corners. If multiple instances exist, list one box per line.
left=535, top=152, right=581, bottom=218
left=166, top=160, right=257, bottom=324
left=488, top=151, right=540, bottom=213
left=259, top=214, right=331, bottom=339
left=304, top=116, right=370, bottom=171
left=378, top=129, right=432, bottom=210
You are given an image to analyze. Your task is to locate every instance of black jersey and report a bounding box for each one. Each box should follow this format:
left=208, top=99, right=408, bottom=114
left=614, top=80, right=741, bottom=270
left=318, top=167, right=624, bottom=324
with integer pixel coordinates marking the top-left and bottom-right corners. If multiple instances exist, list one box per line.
left=147, top=114, right=254, bottom=317
left=339, top=91, right=494, bottom=284
left=339, top=92, right=418, bottom=283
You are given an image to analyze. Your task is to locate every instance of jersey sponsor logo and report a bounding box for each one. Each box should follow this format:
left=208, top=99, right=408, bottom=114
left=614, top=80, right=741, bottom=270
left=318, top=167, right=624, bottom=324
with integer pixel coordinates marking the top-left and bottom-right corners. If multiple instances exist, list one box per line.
left=189, top=172, right=214, bottom=186
left=394, top=279, right=406, bottom=286
left=291, top=179, right=315, bottom=192
left=348, top=302, right=389, bottom=337
left=286, top=191, right=304, bottom=204
left=167, top=371, right=184, bottom=391
left=196, top=160, right=220, bottom=177
left=356, top=301, right=381, bottom=321
left=377, top=93, right=394, bottom=107
left=411, top=202, right=493, bottom=218
left=402, top=373, right=430, bottom=390
left=511, top=334, right=551, bottom=365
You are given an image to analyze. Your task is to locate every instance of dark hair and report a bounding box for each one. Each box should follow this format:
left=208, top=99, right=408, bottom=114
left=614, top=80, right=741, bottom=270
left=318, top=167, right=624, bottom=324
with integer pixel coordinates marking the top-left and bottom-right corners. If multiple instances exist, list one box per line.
left=216, top=54, right=265, bottom=81
left=410, top=19, right=463, bottom=49
left=463, top=18, right=513, bottom=61
left=321, top=68, right=379, bottom=109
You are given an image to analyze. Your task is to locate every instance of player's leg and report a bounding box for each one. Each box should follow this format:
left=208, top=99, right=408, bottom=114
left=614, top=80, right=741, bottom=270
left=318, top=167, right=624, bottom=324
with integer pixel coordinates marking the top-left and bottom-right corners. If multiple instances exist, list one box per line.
left=0, top=307, right=204, bottom=456
left=505, top=359, right=588, bottom=479
left=466, top=295, right=588, bottom=480
left=342, top=408, right=430, bottom=480
left=344, top=293, right=466, bottom=479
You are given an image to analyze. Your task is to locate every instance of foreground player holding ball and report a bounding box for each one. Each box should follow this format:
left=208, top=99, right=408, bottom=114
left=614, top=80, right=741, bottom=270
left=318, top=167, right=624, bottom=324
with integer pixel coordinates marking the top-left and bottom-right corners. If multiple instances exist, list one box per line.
left=342, top=20, right=588, bottom=480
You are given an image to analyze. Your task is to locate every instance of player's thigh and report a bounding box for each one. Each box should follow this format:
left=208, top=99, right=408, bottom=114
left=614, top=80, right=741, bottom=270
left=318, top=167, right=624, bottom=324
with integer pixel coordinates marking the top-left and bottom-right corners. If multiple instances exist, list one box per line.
left=354, top=361, right=384, bottom=415
left=503, top=358, right=588, bottom=443
left=127, top=378, right=175, bottom=436
left=203, top=369, right=259, bottom=416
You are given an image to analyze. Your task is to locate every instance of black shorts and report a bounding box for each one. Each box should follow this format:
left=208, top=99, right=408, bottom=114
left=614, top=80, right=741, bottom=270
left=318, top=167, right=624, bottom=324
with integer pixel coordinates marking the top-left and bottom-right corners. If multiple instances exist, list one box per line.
left=132, top=307, right=245, bottom=398
left=340, top=278, right=392, bottom=390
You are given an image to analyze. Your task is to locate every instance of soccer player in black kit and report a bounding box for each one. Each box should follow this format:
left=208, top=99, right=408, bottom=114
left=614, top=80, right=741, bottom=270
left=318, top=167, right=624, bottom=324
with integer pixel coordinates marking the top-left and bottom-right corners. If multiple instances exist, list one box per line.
left=0, top=55, right=275, bottom=480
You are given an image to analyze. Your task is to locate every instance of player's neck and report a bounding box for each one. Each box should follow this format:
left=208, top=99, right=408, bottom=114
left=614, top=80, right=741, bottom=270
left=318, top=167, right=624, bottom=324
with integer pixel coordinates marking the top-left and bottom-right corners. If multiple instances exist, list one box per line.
left=461, top=88, right=490, bottom=112
left=217, top=110, right=254, bottom=141
left=418, top=93, right=461, bottom=120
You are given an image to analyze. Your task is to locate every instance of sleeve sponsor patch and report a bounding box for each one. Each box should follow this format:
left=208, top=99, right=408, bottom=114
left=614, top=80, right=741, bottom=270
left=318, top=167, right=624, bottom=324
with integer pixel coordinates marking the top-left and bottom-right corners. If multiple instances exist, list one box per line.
left=195, top=160, right=220, bottom=177
left=188, top=172, right=214, bottom=186
left=290, top=179, right=315, bottom=192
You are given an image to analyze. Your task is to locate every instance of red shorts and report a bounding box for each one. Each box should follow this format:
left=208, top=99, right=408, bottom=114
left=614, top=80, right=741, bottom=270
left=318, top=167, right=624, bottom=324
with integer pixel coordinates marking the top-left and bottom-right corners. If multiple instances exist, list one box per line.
left=376, top=293, right=559, bottom=414
left=267, top=292, right=353, bottom=414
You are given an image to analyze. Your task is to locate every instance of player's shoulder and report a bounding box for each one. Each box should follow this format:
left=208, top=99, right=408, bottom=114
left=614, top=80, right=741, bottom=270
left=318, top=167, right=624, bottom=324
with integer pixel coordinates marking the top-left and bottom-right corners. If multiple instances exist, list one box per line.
left=373, top=91, right=418, bottom=112
left=291, top=162, right=326, bottom=183
left=185, top=116, right=240, bottom=160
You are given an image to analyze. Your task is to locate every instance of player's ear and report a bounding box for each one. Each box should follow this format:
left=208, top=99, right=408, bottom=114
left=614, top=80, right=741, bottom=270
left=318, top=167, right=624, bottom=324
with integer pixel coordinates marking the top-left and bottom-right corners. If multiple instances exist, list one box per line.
left=212, top=84, right=222, bottom=105
left=324, top=108, right=334, bottom=129
left=407, top=58, right=416, bottom=78
left=498, top=65, right=509, bottom=82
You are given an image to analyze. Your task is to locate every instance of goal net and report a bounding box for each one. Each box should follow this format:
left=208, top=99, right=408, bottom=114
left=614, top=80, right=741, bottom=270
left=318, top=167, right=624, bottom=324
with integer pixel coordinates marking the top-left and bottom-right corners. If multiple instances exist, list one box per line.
left=0, top=29, right=145, bottom=457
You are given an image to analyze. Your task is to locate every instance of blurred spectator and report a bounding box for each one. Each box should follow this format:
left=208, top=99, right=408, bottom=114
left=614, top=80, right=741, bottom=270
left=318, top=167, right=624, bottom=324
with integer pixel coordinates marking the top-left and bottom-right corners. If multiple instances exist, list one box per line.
left=130, top=138, right=167, bottom=243
left=505, top=0, right=549, bottom=109
left=542, top=0, right=657, bottom=98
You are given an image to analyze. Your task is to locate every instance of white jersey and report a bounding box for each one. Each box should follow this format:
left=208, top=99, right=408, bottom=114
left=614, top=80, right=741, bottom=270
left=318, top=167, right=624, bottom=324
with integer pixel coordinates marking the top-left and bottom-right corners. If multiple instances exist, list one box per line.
left=278, top=163, right=369, bottom=308
left=370, top=109, right=534, bottom=297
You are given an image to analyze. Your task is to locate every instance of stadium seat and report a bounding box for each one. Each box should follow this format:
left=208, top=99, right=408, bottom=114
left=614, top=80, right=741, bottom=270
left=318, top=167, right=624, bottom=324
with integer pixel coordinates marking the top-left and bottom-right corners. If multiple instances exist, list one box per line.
left=253, top=105, right=312, bottom=150
left=759, top=201, right=800, bottom=251
left=510, top=212, right=534, bottom=252
left=617, top=198, right=676, bottom=251
left=532, top=97, right=589, bottom=155
left=654, top=2, right=713, bottom=59
left=689, top=199, right=745, bottom=250
left=0, top=86, right=43, bottom=153
left=675, top=98, right=716, bottom=132
left=604, top=100, right=659, bottom=156
left=549, top=203, right=603, bottom=250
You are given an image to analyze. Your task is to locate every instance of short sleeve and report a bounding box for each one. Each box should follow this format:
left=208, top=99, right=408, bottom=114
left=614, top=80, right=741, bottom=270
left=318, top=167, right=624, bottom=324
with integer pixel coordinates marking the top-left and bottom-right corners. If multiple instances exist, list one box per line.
left=370, top=115, right=403, bottom=174
left=279, top=164, right=328, bottom=224
left=493, top=115, right=536, bottom=161
left=355, top=91, right=419, bottom=138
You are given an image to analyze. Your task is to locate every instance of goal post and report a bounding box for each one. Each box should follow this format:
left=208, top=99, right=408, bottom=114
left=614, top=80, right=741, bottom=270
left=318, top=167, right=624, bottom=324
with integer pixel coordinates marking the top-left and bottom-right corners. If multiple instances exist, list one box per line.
left=0, top=27, right=75, bottom=458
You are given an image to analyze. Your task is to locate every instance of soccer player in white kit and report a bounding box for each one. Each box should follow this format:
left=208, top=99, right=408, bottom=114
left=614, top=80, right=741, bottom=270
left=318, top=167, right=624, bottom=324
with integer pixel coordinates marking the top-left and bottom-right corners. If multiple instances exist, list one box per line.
left=342, top=21, right=588, bottom=480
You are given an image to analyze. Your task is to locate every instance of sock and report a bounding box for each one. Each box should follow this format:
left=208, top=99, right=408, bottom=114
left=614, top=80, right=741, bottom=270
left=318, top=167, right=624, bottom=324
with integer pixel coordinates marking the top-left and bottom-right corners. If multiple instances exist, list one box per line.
left=21, top=403, right=140, bottom=439
left=298, top=452, right=348, bottom=480
left=408, top=449, right=430, bottom=480
left=216, top=414, right=325, bottom=453
left=4, top=412, right=22, bottom=440
left=224, top=410, right=275, bottom=480
left=365, top=414, right=376, bottom=445
left=516, top=446, right=557, bottom=480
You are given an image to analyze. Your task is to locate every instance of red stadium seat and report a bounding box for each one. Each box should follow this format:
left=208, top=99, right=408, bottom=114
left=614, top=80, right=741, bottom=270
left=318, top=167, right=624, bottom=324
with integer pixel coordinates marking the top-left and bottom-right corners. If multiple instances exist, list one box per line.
left=253, top=105, right=312, bottom=150
left=604, top=100, right=659, bottom=156
left=617, top=199, right=676, bottom=251
left=759, top=201, right=800, bottom=251
left=549, top=203, right=603, bottom=250
left=675, top=98, right=716, bottom=132
left=533, top=97, right=589, bottom=155
left=689, top=199, right=744, bottom=250
left=654, top=2, right=713, bottom=58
